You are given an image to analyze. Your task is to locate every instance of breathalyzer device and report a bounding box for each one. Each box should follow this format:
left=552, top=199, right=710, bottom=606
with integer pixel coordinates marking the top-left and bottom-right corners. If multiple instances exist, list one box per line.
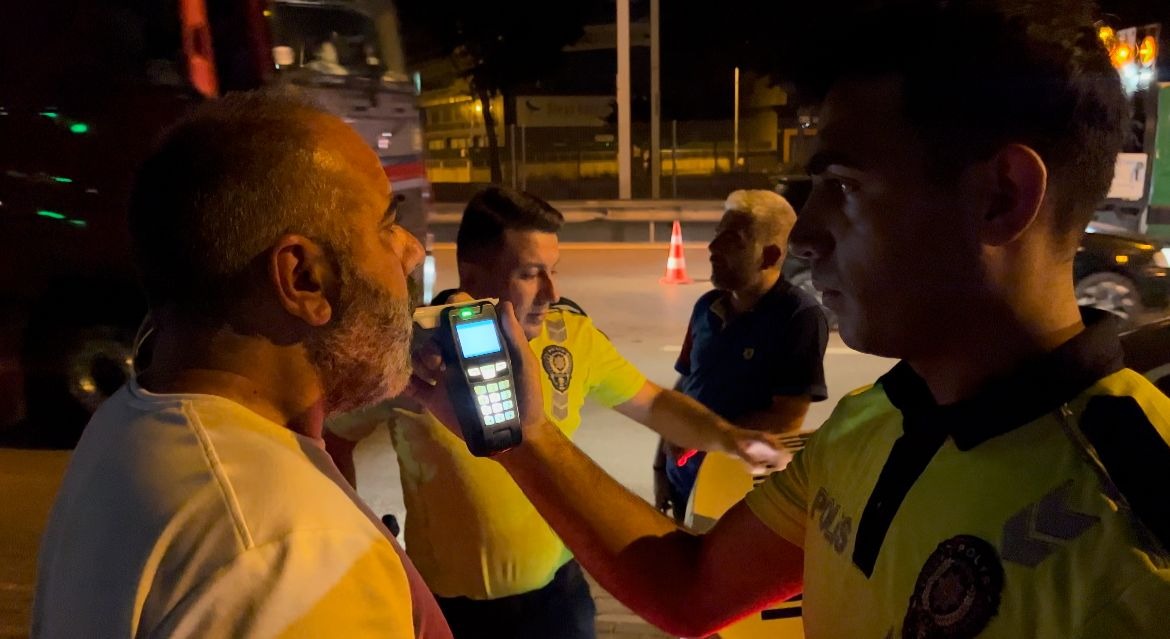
left=434, top=300, right=522, bottom=456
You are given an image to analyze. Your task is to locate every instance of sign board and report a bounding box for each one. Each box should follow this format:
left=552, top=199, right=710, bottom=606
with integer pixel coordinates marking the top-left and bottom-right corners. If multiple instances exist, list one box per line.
left=1108, top=152, right=1149, bottom=201
left=516, top=95, right=613, bottom=128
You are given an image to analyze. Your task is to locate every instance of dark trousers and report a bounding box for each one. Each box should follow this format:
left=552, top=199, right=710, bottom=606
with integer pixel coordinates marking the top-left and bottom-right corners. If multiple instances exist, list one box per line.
left=436, top=560, right=597, bottom=639
left=666, top=450, right=706, bottom=522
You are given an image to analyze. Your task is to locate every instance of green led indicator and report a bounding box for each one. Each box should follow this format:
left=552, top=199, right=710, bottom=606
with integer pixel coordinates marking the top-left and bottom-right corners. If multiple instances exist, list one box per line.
left=69, top=219, right=87, bottom=228
left=40, top=111, right=59, bottom=119
left=460, top=308, right=474, bottom=318
left=53, top=176, right=73, bottom=183
left=36, top=210, right=66, bottom=220
left=69, top=123, right=89, bottom=134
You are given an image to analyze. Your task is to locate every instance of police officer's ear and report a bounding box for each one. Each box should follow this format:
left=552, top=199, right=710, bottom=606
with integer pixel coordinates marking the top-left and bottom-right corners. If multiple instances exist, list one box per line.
left=269, top=234, right=338, bottom=328
left=760, top=243, right=784, bottom=270
left=976, top=143, right=1048, bottom=247
left=458, top=259, right=489, bottom=294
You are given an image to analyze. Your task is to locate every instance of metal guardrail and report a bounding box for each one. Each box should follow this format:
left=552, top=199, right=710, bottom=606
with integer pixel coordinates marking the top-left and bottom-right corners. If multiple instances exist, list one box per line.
left=429, top=199, right=726, bottom=224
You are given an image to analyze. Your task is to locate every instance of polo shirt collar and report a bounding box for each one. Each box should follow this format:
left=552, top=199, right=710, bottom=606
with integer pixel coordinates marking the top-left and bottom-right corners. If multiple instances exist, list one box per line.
left=878, top=309, right=1125, bottom=451
left=709, top=277, right=792, bottom=324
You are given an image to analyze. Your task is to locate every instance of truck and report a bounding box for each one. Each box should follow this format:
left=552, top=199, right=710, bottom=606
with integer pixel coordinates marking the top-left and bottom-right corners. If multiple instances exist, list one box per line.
left=1097, top=23, right=1170, bottom=240
left=1103, top=82, right=1170, bottom=239
left=0, top=0, right=429, bottom=446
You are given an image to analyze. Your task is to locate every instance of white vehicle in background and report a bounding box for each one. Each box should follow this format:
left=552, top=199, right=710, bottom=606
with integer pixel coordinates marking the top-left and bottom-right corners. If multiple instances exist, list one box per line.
left=0, top=0, right=431, bottom=446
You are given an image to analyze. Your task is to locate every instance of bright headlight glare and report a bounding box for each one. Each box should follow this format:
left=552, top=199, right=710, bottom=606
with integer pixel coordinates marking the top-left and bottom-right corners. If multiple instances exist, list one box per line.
left=1155, top=247, right=1170, bottom=268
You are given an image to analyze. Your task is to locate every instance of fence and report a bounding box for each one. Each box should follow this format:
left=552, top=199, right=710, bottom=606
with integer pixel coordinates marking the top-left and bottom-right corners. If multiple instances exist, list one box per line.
left=425, top=120, right=818, bottom=202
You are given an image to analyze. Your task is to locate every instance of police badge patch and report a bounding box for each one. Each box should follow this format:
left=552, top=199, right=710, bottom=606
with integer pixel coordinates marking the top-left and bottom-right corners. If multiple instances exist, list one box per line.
left=541, top=345, right=573, bottom=393
left=903, top=535, right=1004, bottom=639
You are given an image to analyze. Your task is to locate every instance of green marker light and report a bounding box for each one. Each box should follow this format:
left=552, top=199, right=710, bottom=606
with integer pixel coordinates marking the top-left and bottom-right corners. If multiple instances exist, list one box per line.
left=69, top=219, right=87, bottom=228
left=40, top=111, right=59, bottom=119
left=69, top=123, right=89, bottom=134
left=53, top=176, right=73, bottom=183
left=460, top=308, right=474, bottom=318
left=37, top=210, right=66, bottom=220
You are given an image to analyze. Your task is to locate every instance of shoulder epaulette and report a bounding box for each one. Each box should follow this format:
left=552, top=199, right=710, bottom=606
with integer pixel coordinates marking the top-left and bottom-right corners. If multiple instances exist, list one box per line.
left=552, top=297, right=588, bottom=316
left=429, top=289, right=460, bottom=306
left=846, top=383, right=876, bottom=398
left=1079, top=395, right=1170, bottom=554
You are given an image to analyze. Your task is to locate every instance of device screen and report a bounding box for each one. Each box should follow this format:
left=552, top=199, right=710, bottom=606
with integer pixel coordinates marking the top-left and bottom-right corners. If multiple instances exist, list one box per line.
left=456, top=319, right=503, bottom=358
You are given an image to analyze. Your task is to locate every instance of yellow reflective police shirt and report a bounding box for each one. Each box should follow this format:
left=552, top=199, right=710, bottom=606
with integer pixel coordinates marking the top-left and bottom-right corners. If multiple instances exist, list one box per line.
left=747, top=317, right=1170, bottom=639
left=388, top=307, right=646, bottom=599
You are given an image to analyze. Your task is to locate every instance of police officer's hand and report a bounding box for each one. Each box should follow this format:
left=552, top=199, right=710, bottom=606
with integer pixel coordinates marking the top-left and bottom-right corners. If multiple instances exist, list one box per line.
left=405, top=300, right=548, bottom=439
left=726, top=428, right=799, bottom=474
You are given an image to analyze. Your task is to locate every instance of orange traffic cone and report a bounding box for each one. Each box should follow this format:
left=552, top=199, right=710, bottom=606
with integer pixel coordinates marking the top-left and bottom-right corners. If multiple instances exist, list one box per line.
left=660, top=220, right=693, bottom=285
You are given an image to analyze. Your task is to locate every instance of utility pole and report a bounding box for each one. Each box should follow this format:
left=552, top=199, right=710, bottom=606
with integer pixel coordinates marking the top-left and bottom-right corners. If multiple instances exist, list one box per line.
left=650, top=0, right=661, bottom=198
left=732, top=66, right=740, bottom=172
left=617, top=0, right=632, bottom=198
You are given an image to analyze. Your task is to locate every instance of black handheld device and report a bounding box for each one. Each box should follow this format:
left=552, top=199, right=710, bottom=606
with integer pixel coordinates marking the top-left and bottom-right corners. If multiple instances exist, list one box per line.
left=436, top=301, right=522, bottom=456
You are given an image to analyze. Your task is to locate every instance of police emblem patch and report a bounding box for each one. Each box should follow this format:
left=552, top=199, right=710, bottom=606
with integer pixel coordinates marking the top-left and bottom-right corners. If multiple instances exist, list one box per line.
left=903, top=535, right=1003, bottom=639
left=541, top=345, right=573, bottom=393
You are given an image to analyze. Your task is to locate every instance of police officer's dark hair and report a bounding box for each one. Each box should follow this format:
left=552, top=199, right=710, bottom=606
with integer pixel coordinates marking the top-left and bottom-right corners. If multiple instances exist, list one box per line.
left=128, top=90, right=358, bottom=317
left=807, top=0, right=1125, bottom=238
left=456, top=187, right=564, bottom=264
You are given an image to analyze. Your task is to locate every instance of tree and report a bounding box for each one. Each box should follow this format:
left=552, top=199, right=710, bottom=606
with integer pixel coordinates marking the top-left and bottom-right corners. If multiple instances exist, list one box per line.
left=397, top=0, right=599, bottom=183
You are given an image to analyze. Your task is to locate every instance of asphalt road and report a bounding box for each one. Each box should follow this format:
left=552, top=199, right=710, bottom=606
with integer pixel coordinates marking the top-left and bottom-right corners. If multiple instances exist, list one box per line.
left=0, top=449, right=68, bottom=639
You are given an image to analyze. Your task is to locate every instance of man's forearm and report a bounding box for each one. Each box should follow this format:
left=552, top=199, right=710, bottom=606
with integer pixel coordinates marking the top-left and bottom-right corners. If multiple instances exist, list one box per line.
left=628, top=386, right=736, bottom=453
left=498, top=420, right=732, bottom=634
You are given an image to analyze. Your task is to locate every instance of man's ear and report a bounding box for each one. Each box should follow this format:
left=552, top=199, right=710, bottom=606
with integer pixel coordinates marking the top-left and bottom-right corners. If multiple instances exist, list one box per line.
left=978, top=143, right=1048, bottom=247
left=269, top=235, right=337, bottom=327
left=458, top=259, right=488, bottom=296
left=760, top=243, right=784, bottom=270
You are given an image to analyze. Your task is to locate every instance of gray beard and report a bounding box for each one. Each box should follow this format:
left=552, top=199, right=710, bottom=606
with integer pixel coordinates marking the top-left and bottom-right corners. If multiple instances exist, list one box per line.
left=306, top=271, right=413, bottom=417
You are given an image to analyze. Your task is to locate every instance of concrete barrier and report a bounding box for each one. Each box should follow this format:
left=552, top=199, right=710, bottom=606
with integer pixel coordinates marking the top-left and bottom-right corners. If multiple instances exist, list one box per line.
left=428, top=199, right=725, bottom=243
left=429, top=199, right=725, bottom=224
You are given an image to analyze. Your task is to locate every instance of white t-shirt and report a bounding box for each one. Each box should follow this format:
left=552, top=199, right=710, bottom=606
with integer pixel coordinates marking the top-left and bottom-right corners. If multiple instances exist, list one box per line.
left=33, top=381, right=449, bottom=638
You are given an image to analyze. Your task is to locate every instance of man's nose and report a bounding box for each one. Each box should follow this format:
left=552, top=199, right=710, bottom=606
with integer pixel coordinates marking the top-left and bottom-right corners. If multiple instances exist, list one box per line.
left=540, top=271, right=559, bottom=304
left=788, top=218, right=816, bottom=261
left=400, top=228, right=425, bottom=273
left=789, top=194, right=830, bottom=261
left=708, top=232, right=729, bottom=256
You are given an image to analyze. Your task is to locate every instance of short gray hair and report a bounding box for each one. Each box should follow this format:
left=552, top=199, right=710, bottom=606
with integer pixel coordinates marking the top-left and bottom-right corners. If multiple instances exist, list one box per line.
left=724, top=189, right=797, bottom=244
left=129, top=89, right=362, bottom=315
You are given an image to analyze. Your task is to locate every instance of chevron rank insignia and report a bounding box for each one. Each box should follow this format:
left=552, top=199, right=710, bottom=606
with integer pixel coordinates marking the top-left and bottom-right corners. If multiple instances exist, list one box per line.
left=546, top=315, right=568, bottom=343
left=1000, top=480, right=1099, bottom=567
left=552, top=391, right=570, bottom=421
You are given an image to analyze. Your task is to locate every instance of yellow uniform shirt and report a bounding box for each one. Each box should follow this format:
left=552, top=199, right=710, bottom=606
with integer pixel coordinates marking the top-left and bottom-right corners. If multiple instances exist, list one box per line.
left=746, top=318, right=1170, bottom=638
left=389, top=307, right=646, bottom=599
